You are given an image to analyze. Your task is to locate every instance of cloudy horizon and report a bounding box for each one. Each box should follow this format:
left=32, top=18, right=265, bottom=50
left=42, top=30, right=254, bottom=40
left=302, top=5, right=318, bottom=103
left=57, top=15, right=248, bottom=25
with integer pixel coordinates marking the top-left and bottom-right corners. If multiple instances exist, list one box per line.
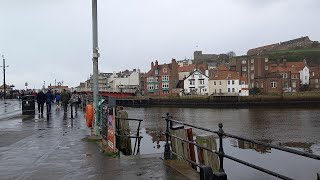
left=0, top=0, right=319, bottom=89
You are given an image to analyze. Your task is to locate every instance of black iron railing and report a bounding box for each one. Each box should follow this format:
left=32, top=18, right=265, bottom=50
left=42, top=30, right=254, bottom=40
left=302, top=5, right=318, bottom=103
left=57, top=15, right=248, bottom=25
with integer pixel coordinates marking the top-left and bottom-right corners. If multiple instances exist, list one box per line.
left=115, top=117, right=143, bottom=155
left=163, top=113, right=320, bottom=180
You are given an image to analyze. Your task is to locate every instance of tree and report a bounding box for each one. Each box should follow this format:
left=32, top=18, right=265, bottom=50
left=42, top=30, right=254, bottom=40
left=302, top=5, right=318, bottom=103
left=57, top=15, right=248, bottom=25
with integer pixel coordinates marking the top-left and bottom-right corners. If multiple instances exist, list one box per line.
left=227, top=51, right=236, bottom=59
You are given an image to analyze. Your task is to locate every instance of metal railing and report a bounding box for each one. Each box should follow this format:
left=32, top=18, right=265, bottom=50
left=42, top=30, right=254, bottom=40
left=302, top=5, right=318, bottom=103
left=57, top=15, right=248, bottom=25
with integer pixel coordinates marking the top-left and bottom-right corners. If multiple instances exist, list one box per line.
left=162, top=113, right=320, bottom=180
left=115, top=116, right=143, bottom=155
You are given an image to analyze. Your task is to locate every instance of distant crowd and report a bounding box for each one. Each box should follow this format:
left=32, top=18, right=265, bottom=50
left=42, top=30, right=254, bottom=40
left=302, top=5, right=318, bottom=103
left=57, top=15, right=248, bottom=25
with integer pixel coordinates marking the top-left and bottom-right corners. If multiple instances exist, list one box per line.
left=32, top=89, right=85, bottom=116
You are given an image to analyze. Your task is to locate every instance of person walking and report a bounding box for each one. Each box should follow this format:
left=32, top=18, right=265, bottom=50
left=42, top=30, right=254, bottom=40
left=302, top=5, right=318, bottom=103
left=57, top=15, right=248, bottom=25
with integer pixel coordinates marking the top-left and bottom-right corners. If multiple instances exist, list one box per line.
left=61, top=89, right=70, bottom=113
left=55, top=91, right=61, bottom=111
left=69, top=91, right=79, bottom=118
left=36, top=90, right=46, bottom=114
left=45, top=89, right=54, bottom=113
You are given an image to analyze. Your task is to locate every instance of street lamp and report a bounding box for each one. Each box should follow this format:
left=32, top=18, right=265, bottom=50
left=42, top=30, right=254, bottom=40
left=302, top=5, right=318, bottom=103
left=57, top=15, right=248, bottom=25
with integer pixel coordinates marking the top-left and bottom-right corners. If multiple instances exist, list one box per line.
left=1, top=55, right=9, bottom=101
left=92, top=0, right=100, bottom=135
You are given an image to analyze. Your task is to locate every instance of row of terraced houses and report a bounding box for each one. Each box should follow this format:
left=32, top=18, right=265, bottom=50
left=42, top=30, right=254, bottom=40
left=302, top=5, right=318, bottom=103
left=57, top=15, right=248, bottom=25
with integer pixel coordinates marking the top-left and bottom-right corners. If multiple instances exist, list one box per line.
left=77, top=36, right=320, bottom=97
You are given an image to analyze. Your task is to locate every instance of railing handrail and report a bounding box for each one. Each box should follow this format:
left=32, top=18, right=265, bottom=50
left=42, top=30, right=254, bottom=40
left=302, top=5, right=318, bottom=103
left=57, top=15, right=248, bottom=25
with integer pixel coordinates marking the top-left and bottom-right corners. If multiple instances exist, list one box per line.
left=115, top=116, right=144, bottom=122
left=162, top=113, right=320, bottom=180
left=166, top=116, right=320, bottom=161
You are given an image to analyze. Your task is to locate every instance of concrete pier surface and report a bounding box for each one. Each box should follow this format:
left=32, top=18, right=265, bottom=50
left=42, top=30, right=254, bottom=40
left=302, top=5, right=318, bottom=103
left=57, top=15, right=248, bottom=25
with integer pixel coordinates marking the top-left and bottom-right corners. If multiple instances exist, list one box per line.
left=0, top=101, right=193, bottom=180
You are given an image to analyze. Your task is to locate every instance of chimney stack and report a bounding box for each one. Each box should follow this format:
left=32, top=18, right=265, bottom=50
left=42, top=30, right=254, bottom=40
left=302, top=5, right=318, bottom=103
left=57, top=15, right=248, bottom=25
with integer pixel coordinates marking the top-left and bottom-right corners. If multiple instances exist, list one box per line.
left=151, top=61, right=154, bottom=68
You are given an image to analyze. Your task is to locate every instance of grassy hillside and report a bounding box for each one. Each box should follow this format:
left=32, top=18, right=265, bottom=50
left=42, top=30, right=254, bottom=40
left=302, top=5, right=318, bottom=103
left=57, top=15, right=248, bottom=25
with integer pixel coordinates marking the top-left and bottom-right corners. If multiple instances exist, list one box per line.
left=265, top=48, right=320, bottom=65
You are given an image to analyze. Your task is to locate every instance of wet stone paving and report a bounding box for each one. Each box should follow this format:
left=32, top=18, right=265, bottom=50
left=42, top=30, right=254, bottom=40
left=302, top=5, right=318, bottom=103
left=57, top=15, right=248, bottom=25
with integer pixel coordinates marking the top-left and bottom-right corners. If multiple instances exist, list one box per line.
left=0, top=100, right=188, bottom=180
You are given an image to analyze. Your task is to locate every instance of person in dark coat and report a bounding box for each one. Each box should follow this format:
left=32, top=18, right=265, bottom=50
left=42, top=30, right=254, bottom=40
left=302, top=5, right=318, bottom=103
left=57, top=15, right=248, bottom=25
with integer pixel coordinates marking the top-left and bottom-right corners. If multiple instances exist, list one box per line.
left=45, top=89, right=54, bottom=113
left=36, top=90, right=46, bottom=114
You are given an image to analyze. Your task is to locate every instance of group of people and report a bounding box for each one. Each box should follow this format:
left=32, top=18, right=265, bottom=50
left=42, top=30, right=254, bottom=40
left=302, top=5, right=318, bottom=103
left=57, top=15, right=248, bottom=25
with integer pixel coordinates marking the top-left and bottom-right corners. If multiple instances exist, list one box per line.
left=36, top=89, right=81, bottom=116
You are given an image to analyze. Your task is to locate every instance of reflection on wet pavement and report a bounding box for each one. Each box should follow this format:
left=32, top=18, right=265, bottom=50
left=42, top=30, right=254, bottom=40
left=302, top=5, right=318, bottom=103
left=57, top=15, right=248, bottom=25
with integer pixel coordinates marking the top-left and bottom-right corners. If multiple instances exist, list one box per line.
left=0, top=103, right=190, bottom=180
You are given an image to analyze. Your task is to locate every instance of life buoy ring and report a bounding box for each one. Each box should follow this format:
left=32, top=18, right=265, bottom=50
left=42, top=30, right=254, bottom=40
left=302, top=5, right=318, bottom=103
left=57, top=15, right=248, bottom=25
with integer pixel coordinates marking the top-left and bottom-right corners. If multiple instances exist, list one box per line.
left=85, top=104, right=93, bottom=128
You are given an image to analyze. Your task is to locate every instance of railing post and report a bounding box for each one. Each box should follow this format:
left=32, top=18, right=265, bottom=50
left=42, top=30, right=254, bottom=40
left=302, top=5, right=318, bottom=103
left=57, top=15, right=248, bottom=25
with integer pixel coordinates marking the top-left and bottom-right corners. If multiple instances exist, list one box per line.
left=214, top=123, right=228, bottom=180
left=164, top=112, right=172, bottom=160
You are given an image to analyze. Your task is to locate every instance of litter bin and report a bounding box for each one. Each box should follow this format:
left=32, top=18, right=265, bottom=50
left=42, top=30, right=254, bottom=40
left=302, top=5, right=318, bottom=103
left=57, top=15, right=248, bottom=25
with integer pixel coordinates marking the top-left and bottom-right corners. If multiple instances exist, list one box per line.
left=22, top=95, right=35, bottom=115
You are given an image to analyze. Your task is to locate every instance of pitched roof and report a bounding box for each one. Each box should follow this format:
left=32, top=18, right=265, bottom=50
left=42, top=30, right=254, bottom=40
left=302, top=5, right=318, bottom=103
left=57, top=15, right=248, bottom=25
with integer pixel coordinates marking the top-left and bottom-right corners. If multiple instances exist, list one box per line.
left=209, top=70, right=239, bottom=80
left=269, top=65, right=299, bottom=74
left=217, top=65, right=228, bottom=71
left=178, top=64, right=207, bottom=73
left=286, top=62, right=306, bottom=71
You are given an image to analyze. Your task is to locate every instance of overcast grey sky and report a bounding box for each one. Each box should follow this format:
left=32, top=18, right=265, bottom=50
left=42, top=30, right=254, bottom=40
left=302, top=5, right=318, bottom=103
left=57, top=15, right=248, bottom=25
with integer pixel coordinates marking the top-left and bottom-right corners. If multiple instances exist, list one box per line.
left=0, top=0, right=319, bottom=89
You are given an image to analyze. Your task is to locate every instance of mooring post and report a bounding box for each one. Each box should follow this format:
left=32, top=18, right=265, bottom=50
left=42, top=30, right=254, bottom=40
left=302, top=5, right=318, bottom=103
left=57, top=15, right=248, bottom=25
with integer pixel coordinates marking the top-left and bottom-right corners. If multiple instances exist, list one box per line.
left=164, top=112, right=172, bottom=160
left=200, top=166, right=214, bottom=180
left=214, top=123, right=228, bottom=180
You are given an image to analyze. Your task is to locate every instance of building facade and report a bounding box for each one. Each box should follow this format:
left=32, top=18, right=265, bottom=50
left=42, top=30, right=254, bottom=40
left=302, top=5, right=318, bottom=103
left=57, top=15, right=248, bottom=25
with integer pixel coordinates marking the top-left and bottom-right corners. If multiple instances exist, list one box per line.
left=183, top=69, right=209, bottom=95
left=144, top=59, right=179, bottom=97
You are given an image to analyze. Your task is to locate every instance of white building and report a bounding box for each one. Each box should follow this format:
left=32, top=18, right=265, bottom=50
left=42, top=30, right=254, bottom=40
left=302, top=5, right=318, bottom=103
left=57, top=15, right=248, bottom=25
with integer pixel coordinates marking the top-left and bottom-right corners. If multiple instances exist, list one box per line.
left=177, top=59, right=193, bottom=67
left=183, top=69, right=209, bottom=95
left=300, top=65, right=310, bottom=85
left=107, top=69, right=140, bottom=93
left=209, top=70, right=249, bottom=96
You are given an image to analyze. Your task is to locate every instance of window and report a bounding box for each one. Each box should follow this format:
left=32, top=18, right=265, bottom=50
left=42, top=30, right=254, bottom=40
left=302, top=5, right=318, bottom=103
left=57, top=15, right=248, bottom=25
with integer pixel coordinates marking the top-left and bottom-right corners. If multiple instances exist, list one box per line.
left=292, top=75, right=297, bottom=79
left=316, top=84, right=319, bottom=89
left=155, top=77, right=158, bottom=82
left=315, top=79, right=319, bottom=83
left=251, top=59, right=254, bottom=64
left=199, top=79, right=204, bottom=85
left=242, top=67, right=247, bottom=71
left=242, top=60, right=246, bottom=64
left=162, top=75, right=169, bottom=81
left=251, top=66, right=254, bottom=71
left=214, top=81, right=216, bottom=85
left=232, top=80, right=235, bottom=85
left=162, top=82, right=169, bottom=89
left=163, top=90, right=169, bottom=94
left=228, top=88, right=230, bottom=92
left=147, top=84, right=154, bottom=90
left=189, top=80, right=195, bottom=85
left=251, top=74, right=254, bottom=80
left=265, top=66, right=269, bottom=70
left=228, top=80, right=230, bottom=85
left=271, top=82, right=277, bottom=88
left=265, top=58, right=268, bottom=62
left=305, top=76, right=307, bottom=80
left=219, top=81, right=222, bottom=85
left=282, top=73, right=287, bottom=78
left=147, top=77, right=154, bottom=82
left=292, top=81, right=296, bottom=88
left=155, top=69, right=158, bottom=74
left=219, top=89, right=222, bottom=93
left=214, top=89, right=217, bottom=93
left=155, top=84, right=159, bottom=89
left=232, top=88, right=235, bottom=92
left=199, top=74, right=202, bottom=78
left=163, top=68, right=167, bottom=73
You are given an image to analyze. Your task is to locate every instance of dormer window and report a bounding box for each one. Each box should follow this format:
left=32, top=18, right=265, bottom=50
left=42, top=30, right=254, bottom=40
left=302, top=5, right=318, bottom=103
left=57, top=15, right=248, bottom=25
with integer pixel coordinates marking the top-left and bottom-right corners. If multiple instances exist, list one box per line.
left=155, top=69, right=158, bottom=75
left=163, top=68, right=167, bottom=73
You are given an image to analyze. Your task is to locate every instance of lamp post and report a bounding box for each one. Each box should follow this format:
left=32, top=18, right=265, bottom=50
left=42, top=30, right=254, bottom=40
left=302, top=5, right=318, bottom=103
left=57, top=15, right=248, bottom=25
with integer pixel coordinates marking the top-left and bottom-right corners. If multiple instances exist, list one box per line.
left=92, top=0, right=100, bottom=135
left=1, top=55, right=9, bottom=101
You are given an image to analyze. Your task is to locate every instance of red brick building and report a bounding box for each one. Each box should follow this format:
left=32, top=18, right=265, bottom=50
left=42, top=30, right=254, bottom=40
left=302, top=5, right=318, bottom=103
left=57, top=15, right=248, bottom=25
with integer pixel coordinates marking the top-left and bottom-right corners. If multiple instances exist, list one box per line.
left=310, top=65, right=320, bottom=90
left=235, top=56, right=270, bottom=88
left=144, top=59, right=179, bottom=97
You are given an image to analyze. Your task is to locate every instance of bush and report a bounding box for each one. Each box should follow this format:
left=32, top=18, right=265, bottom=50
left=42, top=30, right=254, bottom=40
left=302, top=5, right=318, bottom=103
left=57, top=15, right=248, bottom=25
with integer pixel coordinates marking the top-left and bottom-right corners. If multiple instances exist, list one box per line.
left=249, top=87, right=261, bottom=95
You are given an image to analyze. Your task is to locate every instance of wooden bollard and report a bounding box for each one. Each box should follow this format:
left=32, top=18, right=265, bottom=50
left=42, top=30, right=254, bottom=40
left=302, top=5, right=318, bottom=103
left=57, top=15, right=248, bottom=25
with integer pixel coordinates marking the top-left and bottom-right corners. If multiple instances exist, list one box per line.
left=116, top=110, right=132, bottom=155
left=196, top=134, right=219, bottom=172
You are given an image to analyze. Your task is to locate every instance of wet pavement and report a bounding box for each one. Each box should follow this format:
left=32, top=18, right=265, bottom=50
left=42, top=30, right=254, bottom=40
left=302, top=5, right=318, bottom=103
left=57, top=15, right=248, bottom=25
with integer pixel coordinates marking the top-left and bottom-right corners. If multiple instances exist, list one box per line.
left=0, top=101, right=191, bottom=180
left=0, top=100, right=22, bottom=120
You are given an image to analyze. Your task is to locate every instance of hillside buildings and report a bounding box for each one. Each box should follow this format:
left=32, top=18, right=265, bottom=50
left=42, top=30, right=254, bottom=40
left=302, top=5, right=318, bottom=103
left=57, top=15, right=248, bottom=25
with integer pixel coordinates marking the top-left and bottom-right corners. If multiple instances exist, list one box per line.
left=144, top=59, right=179, bottom=97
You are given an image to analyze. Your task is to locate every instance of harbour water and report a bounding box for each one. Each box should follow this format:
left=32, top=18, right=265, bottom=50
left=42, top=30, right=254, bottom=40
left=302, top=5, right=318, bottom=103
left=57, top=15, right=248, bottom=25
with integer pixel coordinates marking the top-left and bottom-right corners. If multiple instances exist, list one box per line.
left=126, top=107, right=320, bottom=180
